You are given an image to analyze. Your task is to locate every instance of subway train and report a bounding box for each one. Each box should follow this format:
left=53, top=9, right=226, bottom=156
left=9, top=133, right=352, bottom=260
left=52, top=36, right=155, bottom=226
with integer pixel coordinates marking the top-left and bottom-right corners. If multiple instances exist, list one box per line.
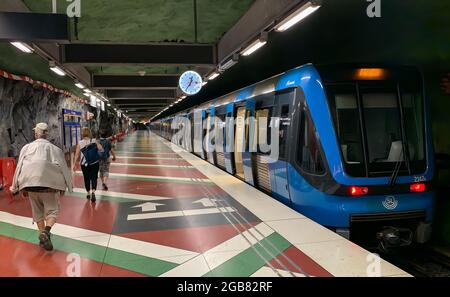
left=151, top=63, right=435, bottom=249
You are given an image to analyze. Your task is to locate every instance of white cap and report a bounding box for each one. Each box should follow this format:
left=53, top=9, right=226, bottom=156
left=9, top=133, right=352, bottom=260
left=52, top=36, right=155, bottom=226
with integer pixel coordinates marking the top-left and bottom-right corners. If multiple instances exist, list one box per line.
left=33, top=122, right=49, bottom=133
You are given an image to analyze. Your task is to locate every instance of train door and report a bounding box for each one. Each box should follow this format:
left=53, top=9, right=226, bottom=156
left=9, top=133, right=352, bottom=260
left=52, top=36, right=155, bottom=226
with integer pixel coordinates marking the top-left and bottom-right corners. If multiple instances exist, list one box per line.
left=224, top=104, right=235, bottom=174
left=189, top=112, right=195, bottom=153
left=205, top=112, right=215, bottom=163
left=272, top=89, right=294, bottom=204
left=193, top=109, right=205, bottom=159
left=242, top=100, right=255, bottom=185
left=215, top=108, right=226, bottom=170
left=234, top=107, right=246, bottom=179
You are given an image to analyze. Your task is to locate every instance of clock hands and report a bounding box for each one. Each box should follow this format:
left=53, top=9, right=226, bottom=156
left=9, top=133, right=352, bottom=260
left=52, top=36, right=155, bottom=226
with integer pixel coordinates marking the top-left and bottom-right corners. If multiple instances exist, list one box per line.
left=186, top=76, right=194, bottom=90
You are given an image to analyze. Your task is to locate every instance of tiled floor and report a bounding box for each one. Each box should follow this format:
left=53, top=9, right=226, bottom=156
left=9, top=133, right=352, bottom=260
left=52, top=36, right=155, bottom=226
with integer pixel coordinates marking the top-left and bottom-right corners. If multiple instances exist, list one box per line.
left=0, top=131, right=408, bottom=277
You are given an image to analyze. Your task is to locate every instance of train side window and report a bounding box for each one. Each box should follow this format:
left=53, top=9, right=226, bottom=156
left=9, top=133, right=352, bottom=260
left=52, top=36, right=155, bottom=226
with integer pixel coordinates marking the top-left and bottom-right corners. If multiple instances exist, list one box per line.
left=279, top=105, right=290, bottom=160
left=255, top=108, right=272, bottom=154
left=298, top=106, right=325, bottom=174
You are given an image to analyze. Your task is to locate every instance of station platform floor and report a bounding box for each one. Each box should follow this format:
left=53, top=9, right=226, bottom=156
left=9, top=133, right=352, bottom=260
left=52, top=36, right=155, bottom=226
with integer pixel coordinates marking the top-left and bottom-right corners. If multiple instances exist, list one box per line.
left=0, top=131, right=410, bottom=277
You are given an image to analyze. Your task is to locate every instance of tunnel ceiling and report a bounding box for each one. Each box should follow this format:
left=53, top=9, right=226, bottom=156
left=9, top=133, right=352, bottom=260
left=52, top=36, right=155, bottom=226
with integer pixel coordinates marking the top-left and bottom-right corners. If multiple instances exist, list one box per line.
left=23, top=0, right=254, bottom=45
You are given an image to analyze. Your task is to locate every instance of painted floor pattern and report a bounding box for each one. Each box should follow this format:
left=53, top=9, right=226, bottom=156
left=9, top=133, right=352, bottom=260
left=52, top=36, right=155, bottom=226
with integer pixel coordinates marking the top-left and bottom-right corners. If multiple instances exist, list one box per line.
left=0, top=131, right=409, bottom=277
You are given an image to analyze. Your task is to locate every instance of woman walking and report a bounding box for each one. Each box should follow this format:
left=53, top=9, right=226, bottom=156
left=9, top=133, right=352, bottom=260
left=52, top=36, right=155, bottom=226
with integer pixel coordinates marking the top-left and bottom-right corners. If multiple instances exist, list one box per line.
left=73, top=127, right=104, bottom=203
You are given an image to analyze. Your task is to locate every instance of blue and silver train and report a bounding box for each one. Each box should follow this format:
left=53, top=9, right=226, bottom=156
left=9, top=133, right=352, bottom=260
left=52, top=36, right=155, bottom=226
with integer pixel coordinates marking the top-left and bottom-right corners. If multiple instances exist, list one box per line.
left=151, top=64, right=435, bottom=248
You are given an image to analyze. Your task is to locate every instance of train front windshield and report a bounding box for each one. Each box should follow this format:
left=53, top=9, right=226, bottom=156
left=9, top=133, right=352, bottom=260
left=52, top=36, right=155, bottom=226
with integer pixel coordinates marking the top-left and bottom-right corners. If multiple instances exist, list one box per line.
left=325, top=70, right=427, bottom=178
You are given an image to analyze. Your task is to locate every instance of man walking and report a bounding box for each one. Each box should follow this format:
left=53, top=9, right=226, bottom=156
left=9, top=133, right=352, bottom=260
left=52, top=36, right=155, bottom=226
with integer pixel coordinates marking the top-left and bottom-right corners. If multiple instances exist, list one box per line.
left=10, top=123, right=73, bottom=251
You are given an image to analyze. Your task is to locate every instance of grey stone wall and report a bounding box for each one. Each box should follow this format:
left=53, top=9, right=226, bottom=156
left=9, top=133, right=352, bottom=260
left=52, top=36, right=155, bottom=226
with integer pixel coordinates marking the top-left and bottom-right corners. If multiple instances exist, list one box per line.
left=0, top=77, right=121, bottom=158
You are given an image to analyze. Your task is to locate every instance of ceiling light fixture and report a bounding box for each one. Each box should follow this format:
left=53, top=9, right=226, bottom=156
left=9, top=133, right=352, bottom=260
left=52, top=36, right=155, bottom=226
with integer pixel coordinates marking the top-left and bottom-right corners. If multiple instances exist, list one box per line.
left=241, top=32, right=268, bottom=57
left=207, top=71, right=220, bottom=80
left=84, top=89, right=92, bottom=93
left=75, top=82, right=85, bottom=89
left=274, top=0, right=322, bottom=32
left=10, top=42, right=34, bottom=53
left=49, top=61, right=66, bottom=76
left=219, top=53, right=239, bottom=71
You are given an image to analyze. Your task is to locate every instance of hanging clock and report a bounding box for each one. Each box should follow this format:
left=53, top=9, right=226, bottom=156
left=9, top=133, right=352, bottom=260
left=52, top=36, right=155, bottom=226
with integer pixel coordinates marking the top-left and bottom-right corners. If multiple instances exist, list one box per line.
left=179, top=70, right=203, bottom=95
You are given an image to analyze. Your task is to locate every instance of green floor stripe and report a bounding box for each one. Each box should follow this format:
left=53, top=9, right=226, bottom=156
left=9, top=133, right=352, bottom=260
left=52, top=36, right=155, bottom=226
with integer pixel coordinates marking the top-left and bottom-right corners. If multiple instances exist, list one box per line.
left=203, top=233, right=291, bottom=277
left=74, top=172, right=213, bottom=185
left=0, top=221, right=36, bottom=242
left=0, top=221, right=178, bottom=276
left=0, top=222, right=106, bottom=262
left=104, top=248, right=178, bottom=276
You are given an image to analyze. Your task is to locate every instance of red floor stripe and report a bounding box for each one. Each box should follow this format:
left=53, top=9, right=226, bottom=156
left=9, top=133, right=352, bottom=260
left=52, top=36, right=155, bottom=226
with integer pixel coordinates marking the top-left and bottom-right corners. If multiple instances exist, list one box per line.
left=73, top=176, right=225, bottom=198
left=118, top=223, right=258, bottom=253
left=269, top=246, right=333, bottom=277
left=0, top=235, right=145, bottom=277
left=115, top=153, right=178, bottom=157
left=109, top=166, right=207, bottom=178
left=114, top=158, right=191, bottom=166
left=0, top=193, right=118, bottom=234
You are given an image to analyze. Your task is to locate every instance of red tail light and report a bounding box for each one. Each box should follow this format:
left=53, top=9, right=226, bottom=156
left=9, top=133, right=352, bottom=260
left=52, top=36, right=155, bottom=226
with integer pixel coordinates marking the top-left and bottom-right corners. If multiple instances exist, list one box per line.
left=349, top=186, right=369, bottom=196
left=410, top=183, right=426, bottom=193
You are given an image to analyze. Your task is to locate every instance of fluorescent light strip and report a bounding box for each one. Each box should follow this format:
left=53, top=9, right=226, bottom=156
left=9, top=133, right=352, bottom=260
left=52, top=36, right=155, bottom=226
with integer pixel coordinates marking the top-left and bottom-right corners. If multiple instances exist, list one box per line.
left=50, top=66, right=66, bottom=76
left=75, top=82, right=85, bottom=89
left=10, top=42, right=34, bottom=53
left=207, top=72, right=220, bottom=80
left=241, top=39, right=267, bottom=56
left=84, top=89, right=92, bottom=93
left=275, top=2, right=321, bottom=32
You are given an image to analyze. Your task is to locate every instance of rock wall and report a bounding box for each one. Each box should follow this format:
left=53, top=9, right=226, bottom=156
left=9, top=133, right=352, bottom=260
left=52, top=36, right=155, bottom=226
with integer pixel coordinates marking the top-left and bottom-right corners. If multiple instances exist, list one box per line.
left=0, top=77, right=122, bottom=158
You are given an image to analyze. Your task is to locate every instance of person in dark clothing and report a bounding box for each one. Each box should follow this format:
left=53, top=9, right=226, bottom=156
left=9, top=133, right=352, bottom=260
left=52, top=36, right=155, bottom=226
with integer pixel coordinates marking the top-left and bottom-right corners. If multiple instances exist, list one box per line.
left=98, top=130, right=116, bottom=191
left=73, top=127, right=103, bottom=203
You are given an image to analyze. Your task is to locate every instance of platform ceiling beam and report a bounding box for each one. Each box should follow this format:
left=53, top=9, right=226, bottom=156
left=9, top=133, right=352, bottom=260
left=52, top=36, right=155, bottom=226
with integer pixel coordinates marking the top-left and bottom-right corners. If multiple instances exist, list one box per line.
left=112, top=99, right=172, bottom=105
left=93, top=75, right=179, bottom=89
left=106, top=89, right=176, bottom=99
left=115, top=102, right=171, bottom=110
left=61, top=43, right=217, bottom=66
left=0, top=12, right=69, bottom=43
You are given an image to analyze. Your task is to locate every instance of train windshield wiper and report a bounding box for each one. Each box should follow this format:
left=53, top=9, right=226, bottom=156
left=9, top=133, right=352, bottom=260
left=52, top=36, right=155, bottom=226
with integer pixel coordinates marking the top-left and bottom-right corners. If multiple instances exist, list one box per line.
left=388, top=158, right=403, bottom=187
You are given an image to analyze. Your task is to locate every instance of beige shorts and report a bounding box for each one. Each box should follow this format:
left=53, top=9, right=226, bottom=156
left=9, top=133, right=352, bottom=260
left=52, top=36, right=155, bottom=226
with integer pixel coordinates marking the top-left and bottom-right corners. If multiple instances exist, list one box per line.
left=28, top=191, right=60, bottom=223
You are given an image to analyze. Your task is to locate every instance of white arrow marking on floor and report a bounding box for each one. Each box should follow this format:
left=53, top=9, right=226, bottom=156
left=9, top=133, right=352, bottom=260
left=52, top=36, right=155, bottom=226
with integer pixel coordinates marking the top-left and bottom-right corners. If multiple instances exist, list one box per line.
left=127, top=207, right=236, bottom=221
left=193, top=198, right=220, bottom=207
left=133, top=202, right=165, bottom=212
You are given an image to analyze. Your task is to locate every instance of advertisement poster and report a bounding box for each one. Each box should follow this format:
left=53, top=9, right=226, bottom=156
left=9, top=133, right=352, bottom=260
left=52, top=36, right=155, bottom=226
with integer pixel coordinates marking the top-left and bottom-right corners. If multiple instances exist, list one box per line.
left=71, top=126, right=77, bottom=147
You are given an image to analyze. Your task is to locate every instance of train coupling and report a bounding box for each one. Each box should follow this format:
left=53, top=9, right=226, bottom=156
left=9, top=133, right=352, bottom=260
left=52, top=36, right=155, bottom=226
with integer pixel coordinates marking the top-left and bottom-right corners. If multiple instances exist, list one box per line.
left=376, top=226, right=413, bottom=252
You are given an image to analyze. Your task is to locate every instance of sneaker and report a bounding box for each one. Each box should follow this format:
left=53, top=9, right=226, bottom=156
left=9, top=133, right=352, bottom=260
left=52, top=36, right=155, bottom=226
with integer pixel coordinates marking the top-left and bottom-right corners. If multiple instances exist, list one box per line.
left=91, top=192, right=96, bottom=203
left=102, top=183, right=108, bottom=191
left=86, top=194, right=90, bottom=200
left=38, top=230, right=53, bottom=251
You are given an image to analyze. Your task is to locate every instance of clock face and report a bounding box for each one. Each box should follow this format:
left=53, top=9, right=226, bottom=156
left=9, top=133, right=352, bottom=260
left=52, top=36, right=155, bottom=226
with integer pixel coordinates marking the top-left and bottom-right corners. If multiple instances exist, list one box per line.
left=179, top=71, right=203, bottom=95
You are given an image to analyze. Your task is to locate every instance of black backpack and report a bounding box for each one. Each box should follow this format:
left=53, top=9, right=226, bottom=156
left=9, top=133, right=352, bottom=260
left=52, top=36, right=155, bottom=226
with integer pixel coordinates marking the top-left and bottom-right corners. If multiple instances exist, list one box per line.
left=81, top=141, right=100, bottom=165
